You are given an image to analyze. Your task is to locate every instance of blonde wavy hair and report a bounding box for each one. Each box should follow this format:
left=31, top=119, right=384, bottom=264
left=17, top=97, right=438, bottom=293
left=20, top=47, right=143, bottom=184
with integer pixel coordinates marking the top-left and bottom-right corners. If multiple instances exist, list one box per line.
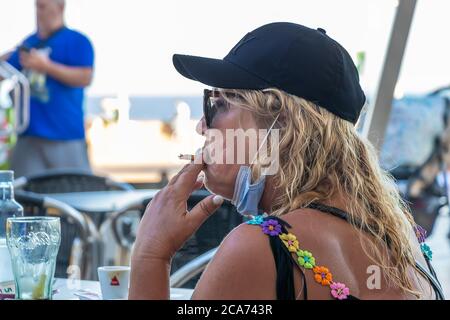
left=220, top=87, right=423, bottom=297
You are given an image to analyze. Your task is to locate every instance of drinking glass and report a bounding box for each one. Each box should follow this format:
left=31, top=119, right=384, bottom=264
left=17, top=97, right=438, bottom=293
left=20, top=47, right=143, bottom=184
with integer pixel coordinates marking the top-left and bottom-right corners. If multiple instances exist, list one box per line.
left=6, top=217, right=61, bottom=300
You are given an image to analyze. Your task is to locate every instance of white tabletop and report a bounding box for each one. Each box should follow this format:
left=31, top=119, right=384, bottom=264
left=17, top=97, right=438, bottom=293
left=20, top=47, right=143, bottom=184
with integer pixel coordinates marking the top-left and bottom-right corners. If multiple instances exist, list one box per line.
left=48, top=189, right=159, bottom=214
left=53, top=278, right=193, bottom=300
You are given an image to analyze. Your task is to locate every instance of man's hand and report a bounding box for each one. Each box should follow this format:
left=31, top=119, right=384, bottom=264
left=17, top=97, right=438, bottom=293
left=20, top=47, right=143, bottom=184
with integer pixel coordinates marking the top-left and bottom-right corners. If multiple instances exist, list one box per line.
left=19, top=49, right=51, bottom=73
left=19, top=48, right=93, bottom=87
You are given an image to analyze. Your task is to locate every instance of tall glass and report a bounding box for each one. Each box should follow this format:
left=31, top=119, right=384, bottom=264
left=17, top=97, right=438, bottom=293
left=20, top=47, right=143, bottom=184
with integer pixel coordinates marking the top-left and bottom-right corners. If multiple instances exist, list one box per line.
left=6, top=217, right=61, bottom=300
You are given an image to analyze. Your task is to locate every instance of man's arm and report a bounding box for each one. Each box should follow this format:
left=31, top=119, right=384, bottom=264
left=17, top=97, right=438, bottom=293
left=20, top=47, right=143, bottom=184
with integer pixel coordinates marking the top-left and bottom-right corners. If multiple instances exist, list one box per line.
left=45, top=61, right=93, bottom=88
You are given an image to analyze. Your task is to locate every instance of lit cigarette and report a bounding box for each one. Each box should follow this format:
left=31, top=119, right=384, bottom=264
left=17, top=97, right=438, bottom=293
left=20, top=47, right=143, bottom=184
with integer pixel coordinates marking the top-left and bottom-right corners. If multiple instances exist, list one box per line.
left=178, top=154, right=195, bottom=161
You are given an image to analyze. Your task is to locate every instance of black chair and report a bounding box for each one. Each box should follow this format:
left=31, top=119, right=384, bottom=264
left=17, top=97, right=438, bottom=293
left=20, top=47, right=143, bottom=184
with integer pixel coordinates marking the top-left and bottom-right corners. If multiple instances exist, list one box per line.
left=390, top=140, right=449, bottom=238
left=385, top=94, right=450, bottom=238
left=174, top=192, right=242, bottom=288
left=170, top=247, right=218, bottom=288
left=14, top=191, right=100, bottom=280
left=104, top=189, right=242, bottom=287
left=13, top=168, right=134, bottom=194
left=13, top=169, right=134, bottom=275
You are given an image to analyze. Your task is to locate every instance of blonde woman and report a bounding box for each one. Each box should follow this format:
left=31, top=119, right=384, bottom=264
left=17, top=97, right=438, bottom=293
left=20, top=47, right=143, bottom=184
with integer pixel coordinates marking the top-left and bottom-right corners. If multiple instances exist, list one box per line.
left=129, top=23, right=444, bottom=300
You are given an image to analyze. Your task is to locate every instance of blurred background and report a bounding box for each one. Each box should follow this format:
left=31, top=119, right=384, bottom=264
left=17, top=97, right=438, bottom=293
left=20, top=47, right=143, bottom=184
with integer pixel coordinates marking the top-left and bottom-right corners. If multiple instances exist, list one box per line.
left=2, top=0, right=449, bottom=184
left=0, top=0, right=449, bottom=298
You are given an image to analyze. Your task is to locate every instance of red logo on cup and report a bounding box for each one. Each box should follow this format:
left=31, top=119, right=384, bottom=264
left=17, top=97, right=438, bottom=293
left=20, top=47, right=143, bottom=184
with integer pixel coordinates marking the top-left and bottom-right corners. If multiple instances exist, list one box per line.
left=110, top=275, right=120, bottom=286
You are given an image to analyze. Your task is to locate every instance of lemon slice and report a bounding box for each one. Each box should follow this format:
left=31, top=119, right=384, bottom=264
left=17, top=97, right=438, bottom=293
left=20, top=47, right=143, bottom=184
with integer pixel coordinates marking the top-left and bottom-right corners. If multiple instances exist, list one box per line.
left=32, top=274, right=47, bottom=300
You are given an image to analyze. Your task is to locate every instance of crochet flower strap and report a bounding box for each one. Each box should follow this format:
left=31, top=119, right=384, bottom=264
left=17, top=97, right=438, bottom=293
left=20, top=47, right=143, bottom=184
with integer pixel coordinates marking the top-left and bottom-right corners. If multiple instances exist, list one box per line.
left=247, top=215, right=350, bottom=300
left=247, top=215, right=435, bottom=300
left=414, top=224, right=433, bottom=261
left=247, top=214, right=435, bottom=300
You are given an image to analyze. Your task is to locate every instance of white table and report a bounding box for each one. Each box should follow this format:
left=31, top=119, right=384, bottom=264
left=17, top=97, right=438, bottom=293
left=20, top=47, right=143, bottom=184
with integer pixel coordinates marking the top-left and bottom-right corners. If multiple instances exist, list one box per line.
left=47, top=190, right=159, bottom=279
left=48, top=189, right=159, bottom=214
left=53, top=278, right=193, bottom=300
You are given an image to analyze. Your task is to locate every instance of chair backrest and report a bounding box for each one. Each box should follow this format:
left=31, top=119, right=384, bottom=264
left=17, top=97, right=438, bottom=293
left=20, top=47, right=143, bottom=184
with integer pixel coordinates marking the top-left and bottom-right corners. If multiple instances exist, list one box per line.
left=14, top=169, right=134, bottom=194
left=105, top=189, right=242, bottom=280
left=14, top=190, right=98, bottom=280
left=172, top=190, right=241, bottom=287
left=170, top=247, right=218, bottom=288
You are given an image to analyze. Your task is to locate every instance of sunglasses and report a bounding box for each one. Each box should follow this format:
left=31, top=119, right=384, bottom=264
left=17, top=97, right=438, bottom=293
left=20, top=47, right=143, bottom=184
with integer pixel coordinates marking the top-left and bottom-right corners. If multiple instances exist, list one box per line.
left=203, top=89, right=230, bottom=128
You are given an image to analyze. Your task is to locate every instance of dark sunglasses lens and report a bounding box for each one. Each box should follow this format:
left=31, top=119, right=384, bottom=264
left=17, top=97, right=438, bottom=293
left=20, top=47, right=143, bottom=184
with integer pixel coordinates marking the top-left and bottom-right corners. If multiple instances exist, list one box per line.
left=204, top=90, right=228, bottom=128
left=204, top=94, right=212, bottom=128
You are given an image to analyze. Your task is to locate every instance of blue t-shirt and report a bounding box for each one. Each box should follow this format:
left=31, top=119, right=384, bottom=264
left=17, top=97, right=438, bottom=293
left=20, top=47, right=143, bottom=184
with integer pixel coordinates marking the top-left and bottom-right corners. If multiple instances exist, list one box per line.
left=7, top=27, right=94, bottom=140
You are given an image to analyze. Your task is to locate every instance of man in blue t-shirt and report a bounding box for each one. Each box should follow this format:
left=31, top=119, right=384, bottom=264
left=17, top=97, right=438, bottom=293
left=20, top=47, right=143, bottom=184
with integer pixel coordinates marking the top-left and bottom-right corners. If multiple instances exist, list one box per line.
left=0, top=0, right=94, bottom=177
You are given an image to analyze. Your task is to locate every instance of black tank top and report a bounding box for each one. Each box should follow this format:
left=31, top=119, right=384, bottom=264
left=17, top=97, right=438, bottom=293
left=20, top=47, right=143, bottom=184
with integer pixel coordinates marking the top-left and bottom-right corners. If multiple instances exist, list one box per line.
left=246, top=203, right=445, bottom=300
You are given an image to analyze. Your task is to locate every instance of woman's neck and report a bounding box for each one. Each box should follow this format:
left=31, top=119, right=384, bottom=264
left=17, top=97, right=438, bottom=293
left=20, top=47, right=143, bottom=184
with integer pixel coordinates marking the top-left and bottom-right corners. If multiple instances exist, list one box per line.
left=259, top=178, right=348, bottom=214
left=259, top=176, right=277, bottom=214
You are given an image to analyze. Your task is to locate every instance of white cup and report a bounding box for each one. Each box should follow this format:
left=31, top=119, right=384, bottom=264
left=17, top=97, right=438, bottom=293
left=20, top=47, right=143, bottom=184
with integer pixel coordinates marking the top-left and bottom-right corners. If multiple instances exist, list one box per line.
left=97, top=266, right=130, bottom=300
left=0, top=239, right=13, bottom=283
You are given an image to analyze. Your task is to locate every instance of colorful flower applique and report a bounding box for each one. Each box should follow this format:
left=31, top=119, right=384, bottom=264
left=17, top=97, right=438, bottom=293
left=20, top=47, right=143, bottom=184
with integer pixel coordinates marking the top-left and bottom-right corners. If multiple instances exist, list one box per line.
left=421, top=243, right=433, bottom=261
left=414, top=225, right=427, bottom=243
left=261, top=219, right=282, bottom=236
left=249, top=216, right=352, bottom=300
left=246, top=215, right=265, bottom=225
left=297, top=250, right=316, bottom=269
left=330, top=282, right=350, bottom=300
left=280, top=233, right=300, bottom=253
left=414, top=224, right=433, bottom=260
left=313, top=266, right=333, bottom=286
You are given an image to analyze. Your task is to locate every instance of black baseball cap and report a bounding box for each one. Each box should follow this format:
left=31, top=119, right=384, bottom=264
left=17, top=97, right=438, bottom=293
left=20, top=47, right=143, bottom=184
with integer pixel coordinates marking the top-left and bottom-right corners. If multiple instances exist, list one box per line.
left=173, top=22, right=366, bottom=124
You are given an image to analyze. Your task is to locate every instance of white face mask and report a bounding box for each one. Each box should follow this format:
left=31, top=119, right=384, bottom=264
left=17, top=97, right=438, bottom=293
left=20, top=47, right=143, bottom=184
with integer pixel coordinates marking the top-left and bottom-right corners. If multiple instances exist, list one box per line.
left=231, top=115, right=279, bottom=217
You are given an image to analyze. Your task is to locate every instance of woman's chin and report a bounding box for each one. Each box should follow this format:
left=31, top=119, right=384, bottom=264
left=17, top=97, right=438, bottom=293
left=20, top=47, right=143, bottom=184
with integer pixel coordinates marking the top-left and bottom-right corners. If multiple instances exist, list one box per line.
left=203, top=171, right=234, bottom=200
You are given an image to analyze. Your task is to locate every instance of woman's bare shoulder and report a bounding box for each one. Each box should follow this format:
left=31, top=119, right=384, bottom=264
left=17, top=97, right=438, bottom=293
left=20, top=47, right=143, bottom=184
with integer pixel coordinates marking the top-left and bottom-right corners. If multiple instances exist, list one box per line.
left=192, top=222, right=277, bottom=299
left=192, top=209, right=359, bottom=300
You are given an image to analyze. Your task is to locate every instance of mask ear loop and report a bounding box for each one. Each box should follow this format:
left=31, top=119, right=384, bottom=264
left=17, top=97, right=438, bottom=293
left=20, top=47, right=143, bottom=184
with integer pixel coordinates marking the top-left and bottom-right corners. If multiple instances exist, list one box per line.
left=249, top=114, right=280, bottom=178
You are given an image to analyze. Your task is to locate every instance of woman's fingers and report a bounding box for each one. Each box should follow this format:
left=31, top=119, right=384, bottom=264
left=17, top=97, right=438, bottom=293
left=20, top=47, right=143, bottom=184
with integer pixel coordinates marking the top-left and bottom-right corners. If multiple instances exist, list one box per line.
left=167, top=163, right=190, bottom=186
left=169, top=149, right=204, bottom=186
left=173, top=163, right=205, bottom=197
left=190, top=177, right=204, bottom=194
left=188, top=194, right=224, bottom=228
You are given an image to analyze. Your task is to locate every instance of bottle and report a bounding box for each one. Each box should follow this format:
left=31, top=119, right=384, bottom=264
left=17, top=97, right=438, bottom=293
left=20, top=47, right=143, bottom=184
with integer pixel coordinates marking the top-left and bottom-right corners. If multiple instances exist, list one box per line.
left=0, top=170, right=23, bottom=283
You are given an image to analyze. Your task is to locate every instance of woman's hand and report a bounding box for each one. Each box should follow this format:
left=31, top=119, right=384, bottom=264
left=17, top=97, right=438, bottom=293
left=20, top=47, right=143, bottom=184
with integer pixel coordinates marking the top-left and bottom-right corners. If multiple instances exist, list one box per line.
left=132, top=162, right=224, bottom=262
left=129, top=162, right=224, bottom=299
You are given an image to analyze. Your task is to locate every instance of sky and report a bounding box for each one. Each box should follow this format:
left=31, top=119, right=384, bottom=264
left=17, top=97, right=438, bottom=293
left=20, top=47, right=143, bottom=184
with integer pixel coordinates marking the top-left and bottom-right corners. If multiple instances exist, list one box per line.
left=1, top=0, right=449, bottom=97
